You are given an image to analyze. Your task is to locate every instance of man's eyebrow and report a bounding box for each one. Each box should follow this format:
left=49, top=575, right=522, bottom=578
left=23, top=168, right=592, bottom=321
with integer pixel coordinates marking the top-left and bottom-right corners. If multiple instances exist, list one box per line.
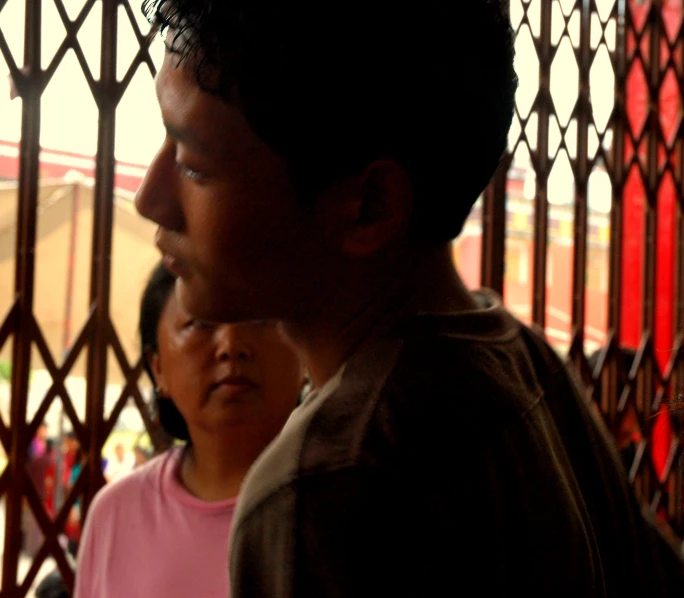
left=163, top=121, right=207, bottom=152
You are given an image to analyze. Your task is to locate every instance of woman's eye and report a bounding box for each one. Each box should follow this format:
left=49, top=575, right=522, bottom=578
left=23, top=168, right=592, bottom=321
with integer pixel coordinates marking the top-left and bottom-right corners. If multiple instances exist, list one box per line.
left=182, top=317, right=214, bottom=330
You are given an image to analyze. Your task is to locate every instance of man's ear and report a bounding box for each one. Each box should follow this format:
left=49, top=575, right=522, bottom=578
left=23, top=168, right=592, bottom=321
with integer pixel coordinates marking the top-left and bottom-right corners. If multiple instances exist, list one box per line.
left=341, top=159, right=413, bottom=257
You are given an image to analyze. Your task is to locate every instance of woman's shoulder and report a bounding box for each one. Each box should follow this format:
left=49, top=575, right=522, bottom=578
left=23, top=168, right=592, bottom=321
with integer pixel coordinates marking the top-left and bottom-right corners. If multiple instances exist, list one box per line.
left=88, top=448, right=179, bottom=517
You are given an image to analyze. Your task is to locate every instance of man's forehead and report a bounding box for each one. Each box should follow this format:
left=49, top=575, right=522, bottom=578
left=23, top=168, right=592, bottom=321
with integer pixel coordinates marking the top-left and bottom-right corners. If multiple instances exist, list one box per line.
left=154, top=54, right=265, bottom=157
left=160, top=27, right=225, bottom=91
left=155, top=54, right=217, bottom=147
left=156, top=50, right=202, bottom=107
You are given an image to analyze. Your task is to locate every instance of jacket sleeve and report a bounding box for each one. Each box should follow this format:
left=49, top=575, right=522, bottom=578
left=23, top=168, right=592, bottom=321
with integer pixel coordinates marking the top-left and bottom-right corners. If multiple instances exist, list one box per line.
left=230, top=468, right=419, bottom=598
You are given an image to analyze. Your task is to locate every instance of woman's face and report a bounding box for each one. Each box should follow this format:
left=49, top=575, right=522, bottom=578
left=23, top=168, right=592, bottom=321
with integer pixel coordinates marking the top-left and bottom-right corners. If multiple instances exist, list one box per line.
left=150, top=292, right=304, bottom=438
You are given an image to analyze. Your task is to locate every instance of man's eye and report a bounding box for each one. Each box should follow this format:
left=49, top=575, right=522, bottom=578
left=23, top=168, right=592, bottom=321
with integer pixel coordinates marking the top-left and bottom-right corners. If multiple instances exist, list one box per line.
left=174, top=161, right=205, bottom=181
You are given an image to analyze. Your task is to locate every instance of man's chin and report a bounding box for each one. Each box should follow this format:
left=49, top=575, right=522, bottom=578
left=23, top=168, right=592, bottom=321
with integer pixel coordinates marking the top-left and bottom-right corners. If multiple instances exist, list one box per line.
left=175, top=278, right=219, bottom=321
left=175, top=278, right=255, bottom=324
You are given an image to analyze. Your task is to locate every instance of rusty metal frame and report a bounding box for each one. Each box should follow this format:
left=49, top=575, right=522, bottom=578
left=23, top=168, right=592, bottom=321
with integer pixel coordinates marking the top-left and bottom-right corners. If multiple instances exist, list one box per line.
left=0, top=0, right=165, bottom=595
left=3, top=0, right=42, bottom=593
left=0, top=0, right=683, bottom=595
left=532, top=0, right=553, bottom=329
left=480, top=0, right=684, bottom=537
left=82, top=0, right=118, bottom=529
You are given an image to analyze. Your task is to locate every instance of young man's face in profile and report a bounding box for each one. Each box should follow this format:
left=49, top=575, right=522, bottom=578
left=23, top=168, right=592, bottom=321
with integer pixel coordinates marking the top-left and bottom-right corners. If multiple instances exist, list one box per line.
left=136, top=51, right=338, bottom=325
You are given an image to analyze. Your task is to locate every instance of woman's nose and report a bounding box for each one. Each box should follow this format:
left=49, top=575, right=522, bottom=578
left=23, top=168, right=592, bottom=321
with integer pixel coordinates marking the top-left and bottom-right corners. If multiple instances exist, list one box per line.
left=215, top=325, right=254, bottom=361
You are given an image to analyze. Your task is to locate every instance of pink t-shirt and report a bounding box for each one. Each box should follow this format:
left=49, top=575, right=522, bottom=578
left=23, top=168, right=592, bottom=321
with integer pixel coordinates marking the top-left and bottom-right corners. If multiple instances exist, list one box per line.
left=74, top=446, right=236, bottom=598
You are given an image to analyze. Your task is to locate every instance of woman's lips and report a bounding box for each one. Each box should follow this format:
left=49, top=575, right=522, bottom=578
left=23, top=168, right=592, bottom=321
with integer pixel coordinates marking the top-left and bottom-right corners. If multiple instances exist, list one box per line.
left=210, top=376, right=258, bottom=400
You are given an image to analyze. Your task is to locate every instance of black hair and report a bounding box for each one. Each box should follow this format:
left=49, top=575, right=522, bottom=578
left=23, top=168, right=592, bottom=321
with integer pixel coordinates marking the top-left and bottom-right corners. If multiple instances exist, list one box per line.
left=35, top=570, right=69, bottom=598
left=139, top=261, right=191, bottom=441
left=142, top=0, right=517, bottom=243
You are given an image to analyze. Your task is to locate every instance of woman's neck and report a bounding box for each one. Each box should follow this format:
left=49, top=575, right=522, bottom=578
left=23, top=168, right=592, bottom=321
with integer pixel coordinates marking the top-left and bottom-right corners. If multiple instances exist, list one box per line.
left=178, top=429, right=274, bottom=502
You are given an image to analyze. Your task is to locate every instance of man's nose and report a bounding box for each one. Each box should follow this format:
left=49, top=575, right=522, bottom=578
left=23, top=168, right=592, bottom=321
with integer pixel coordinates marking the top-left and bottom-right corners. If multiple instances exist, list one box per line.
left=135, top=140, right=184, bottom=231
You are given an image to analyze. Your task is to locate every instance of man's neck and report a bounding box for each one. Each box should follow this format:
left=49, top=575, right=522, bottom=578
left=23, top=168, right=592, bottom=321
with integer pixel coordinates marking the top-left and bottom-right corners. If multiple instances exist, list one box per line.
left=284, top=244, right=476, bottom=389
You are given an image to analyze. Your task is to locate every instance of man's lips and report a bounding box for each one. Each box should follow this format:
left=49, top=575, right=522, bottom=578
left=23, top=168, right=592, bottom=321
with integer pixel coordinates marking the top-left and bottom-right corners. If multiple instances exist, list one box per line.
left=161, top=253, right=189, bottom=278
left=155, top=230, right=190, bottom=277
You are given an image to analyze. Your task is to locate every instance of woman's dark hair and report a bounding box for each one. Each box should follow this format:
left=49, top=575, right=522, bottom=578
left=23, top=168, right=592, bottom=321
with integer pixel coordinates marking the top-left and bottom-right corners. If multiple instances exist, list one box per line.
left=139, top=261, right=191, bottom=441
left=35, top=570, right=69, bottom=598
left=142, top=0, right=517, bottom=244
